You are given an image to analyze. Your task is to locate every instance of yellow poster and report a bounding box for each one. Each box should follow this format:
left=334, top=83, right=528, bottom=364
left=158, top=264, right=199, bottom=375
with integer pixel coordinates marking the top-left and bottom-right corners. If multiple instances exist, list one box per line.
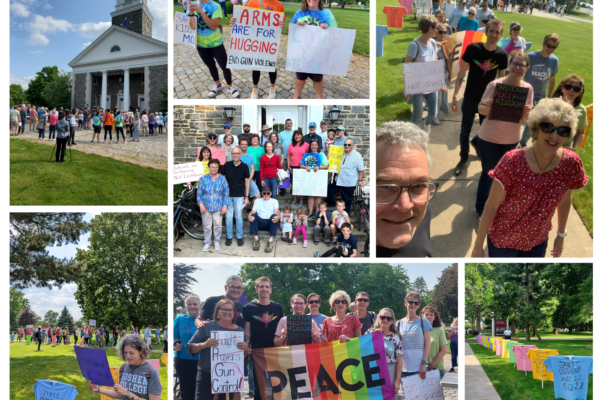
left=328, top=146, right=344, bottom=173
left=203, top=160, right=209, bottom=175
left=100, top=366, right=120, bottom=400
left=161, top=353, right=168, bottom=372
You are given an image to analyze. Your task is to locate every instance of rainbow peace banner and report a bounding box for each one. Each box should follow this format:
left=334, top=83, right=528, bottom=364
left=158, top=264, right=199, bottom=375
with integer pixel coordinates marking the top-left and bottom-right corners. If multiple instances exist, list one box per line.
left=442, top=31, right=487, bottom=80
left=253, top=332, right=395, bottom=400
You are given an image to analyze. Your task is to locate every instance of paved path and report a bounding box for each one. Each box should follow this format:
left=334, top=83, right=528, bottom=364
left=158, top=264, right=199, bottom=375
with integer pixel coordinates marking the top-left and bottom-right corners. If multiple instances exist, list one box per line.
left=174, top=28, right=370, bottom=99
left=494, top=7, right=592, bottom=22
left=426, top=81, right=593, bottom=258
left=12, top=128, right=168, bottom=170
left=466, top=342, right=502, bottom=400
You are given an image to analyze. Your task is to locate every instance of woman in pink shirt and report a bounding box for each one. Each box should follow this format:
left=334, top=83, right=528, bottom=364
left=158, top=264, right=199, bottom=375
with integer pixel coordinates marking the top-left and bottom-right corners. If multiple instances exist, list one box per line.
left=29, top=107, right=38, bottom=131
left=48, top=111, right=58, bottom=140
left=472, top=98, right=588, bottom=258
left=287, top=130, right=309, bottom=207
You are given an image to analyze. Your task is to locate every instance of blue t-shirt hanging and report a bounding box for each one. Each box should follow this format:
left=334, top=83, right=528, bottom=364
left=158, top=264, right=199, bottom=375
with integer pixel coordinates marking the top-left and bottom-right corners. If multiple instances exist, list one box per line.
left=544, top=356, right=593, bottom=400
left=173, top=313, right=199, bottom=360
left=290, top=9, right=338, bottom=28
left=33, top=380, right=78, bottom=400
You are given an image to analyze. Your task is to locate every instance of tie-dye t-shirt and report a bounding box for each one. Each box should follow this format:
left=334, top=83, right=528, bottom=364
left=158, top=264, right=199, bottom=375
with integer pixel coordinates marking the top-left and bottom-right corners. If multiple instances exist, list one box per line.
left=187, top=1, right=224, bottom=48
left=290, top=8, right=338, bottom=28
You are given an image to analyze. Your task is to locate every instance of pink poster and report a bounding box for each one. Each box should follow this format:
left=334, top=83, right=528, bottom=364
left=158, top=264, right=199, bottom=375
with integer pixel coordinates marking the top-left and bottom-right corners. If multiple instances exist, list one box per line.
left=148, top=359, right=161, bottom=370
left=52, top=336, right=56, bottom=345
left=513, top=345, right=538, bottom=371
left=399, top=0, right=413, bottom=14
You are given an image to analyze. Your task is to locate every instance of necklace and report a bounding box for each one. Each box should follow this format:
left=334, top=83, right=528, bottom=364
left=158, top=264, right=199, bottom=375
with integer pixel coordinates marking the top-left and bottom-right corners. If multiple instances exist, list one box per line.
left=533, top=147, right=555, bottom=173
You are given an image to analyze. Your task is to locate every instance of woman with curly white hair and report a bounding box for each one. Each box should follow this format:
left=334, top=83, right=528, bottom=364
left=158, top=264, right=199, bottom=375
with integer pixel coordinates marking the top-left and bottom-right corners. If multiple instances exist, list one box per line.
left=320, top=290, right=361, bottom=343
left=471, top=97, right=588, bottom=258
left=88, top=334, right=163, bottom=399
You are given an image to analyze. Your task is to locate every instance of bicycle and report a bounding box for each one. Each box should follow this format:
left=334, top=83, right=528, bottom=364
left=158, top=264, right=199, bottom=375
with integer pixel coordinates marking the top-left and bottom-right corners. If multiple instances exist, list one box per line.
left=352, top=185, right=370, bottom=257
left=173, top=184, right=204, bottom=251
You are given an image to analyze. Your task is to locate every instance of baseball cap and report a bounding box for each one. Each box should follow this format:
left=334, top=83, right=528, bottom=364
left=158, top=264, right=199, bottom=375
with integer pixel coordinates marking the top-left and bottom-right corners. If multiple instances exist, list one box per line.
left=510, top=22, right=521, bottom=30
left=309, top=122, right=317, bottom=127
left=336, top=126, right=346, bottom=131
left=224, top=123, right=232, bottom=128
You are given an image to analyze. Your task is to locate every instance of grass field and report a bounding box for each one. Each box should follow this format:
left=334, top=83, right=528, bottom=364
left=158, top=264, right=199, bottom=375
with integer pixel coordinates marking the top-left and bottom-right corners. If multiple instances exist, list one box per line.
left=174, top=4, right=370, bottom=56
left=514, top=331, right=594, bottom=339
left=10, top=341, right=168, bottom=399
left=470, top=340, right=593, bottom=399
left=10, top=140, right=168, bottom=205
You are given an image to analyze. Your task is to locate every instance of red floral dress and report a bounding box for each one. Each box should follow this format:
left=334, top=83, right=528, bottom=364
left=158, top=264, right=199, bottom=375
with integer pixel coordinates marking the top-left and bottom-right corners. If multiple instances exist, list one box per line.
left=320, top=315, right=362, bottom=342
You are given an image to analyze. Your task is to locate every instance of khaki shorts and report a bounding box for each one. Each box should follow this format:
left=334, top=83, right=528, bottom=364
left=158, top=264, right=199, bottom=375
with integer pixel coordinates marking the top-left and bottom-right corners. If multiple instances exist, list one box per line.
left=10, top=121, right=18, bottom=130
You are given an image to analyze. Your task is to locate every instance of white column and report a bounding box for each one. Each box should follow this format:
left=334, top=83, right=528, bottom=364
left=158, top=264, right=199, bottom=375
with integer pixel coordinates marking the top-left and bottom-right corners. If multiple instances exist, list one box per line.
left=85, top=72, right=92, bottom=108
left=143, top=65, right=150, bottom=112
left=101, top=70, right=108, bottom=110
left=123, top=68, right=130, bottom=112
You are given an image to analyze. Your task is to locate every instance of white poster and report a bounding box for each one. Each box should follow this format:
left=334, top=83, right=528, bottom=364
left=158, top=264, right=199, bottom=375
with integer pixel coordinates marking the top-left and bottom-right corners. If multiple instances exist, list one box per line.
left=403, top=60, right=445, bottom=95
left=89, top=320, right=96, bottom=327
left=286, top=24, right=356, bottom=77
left=211, top=331, right=245, bottom=394
left=226, top=6, right=283, bottom=72
left=173, top=162, right=205, bottom=185
left=401, top=369, right=443, bottom=400
left=174, top=12, right=197, bottom=47
left=292, top=169, right=328, bottom=197
left=415, top=0, right=433, bottom=16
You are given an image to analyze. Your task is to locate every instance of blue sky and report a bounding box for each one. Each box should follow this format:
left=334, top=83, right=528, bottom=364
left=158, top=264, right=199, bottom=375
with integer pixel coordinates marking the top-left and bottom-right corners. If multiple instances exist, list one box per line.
left=10, top=0, right=168, bottom=89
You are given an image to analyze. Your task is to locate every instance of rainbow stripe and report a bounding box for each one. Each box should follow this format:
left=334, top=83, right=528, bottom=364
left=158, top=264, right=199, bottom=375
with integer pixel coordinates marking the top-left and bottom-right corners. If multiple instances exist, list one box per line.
left=253, top=332, right=395, bottom=400
left=442, top=31, right=488, bottom=79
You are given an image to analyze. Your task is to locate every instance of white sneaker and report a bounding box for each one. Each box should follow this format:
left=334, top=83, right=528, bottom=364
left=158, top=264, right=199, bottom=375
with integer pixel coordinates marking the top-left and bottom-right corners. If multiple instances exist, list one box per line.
left=214, top=243, right=221, bottom=251
left=423, top=123, right=431, bottom=134
left=208, top=84, right=223, bottom=98
left=269, top=87, right=276, bottom=99
left=251, top=88, right=259, bottom=99
left=432, top=117, right=440, bottom=125
left=228, top=85, right=240, bottom=98
left=202, top=244, right=210, bottom=252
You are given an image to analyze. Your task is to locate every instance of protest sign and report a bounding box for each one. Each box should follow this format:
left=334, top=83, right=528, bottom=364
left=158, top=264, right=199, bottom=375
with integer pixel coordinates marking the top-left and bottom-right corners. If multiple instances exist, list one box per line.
left=403, top=60, right=445, bottom=95
left=527, top=349, right=559, bottom=381
left=286, top=315, right=313, bottom=345
left=203, top=161, right=210, bottom=175
left=161, top=353, right=169, bottom=372
left=443, top=31, right=487, bottom=80
left=292, top=169, right=328, bottom=197
left=74, top=346, right=115, bottom=387
left=173, top=162, right=205, bottom=185
left=89, top=320, right=96, bottom=327
left=174, top=12, right=197, bottom=48
left=227, top=6, right=283, bottom=72
left=200, top=147, right=227, bottom=166
left=328, top=145, right=344, bottom=173
left=100, top=366, right=120, bottom=400
left=401, top=369, right=443, bottom=400
left=544, top=356, right=593, bottom=400
left=415, top=0, right=432, bottom=16
left=253, top=332, right=395, bottom=400
left=286, top=24, right=356, bottom=77
left=489, top=84, right=530, bottom=123
left=211, top=330, right=245, bottom=394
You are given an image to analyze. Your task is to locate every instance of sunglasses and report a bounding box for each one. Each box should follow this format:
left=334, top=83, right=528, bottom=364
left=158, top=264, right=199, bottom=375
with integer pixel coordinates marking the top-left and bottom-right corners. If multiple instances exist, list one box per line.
left=438, top=30, right=447, bottom=34
left=333, top=300, right=348, bottom=305
left=564, top=84, right=582, bottom=93
left=209, top=137, right=217, bottom=140
left=379, top=316, right=394, bottom=321
left=356, top=298, right=369, bottom=302
left=308, top=300, right=320, bottom=304
left=468, top=12, right=475, bottom=15
left=407, top=301, right=420, bottom=306
left=546, top=43, right=558, bottom=49
left=344, top=144, right=353, bottom=147
left=262, top=192, right=271, bottom=195
left=540, top=122, right=571, bottom=137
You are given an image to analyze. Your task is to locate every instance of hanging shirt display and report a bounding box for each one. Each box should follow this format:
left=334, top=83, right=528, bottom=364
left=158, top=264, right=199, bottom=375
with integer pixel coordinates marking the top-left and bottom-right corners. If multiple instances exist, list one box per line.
left=512, top=345, right=539, bottom=372
left=527, top=349, right=560, bottom=381
left=33, top=380, right=78, bottom=400
left=544, top=356, right=593, bottom=400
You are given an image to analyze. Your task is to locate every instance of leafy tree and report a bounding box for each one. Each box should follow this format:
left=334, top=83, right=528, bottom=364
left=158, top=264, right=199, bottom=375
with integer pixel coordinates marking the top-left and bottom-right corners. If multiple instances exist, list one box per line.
left=10, top=213, right=89, bottom=289
left=74, top=213, right=168, bottom=329
left=57, top=306, right=75, bottom=327
left=465, top=263, right=494, bottom=334
left=17, top=307, right=38, bottom=327
left=42, top=72, right=72, bottom=110
left=10, top=289, right=30, bottom=331
left=174, top=263, right=200, bottom=313
left=44, top=310, right=59, bottom=325
left=429, top=264, right=458, bottom=324
left=25, top=66, right=59, bottom=107
left=10, top=84, right=25, bottom=106
left=159, top=87, right=169, bottom=114
left=410, top=277, right=430, bottom=298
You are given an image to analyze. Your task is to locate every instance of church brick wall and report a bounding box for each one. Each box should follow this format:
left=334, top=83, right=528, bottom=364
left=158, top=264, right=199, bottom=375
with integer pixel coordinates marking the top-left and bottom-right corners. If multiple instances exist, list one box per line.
left=73, top=73, right=87, bottom=109
left=149, top=65, right=168, bottom=113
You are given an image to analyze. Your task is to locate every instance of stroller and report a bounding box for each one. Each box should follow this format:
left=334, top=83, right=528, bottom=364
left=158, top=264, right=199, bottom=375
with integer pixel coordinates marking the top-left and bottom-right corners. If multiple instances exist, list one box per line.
left=517, top=3, right=527, bottom=12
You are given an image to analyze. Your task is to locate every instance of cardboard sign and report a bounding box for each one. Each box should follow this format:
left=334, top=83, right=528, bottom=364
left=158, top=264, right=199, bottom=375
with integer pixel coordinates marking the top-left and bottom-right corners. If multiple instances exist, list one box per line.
left=173, top=162, right=205, bottom=185
left=211, top=331, right=245, bottom=394
left=227, top=6, right=283, bottom=72
left=403, top=60, right=445, bottom=95
left=489, top=84, right=530, bottom=123
left=328, top=145, right=344, bottom=173
left=292, top=169, right=328, bottom=197
left=286, top=315, right=313, bottom=345
left=286, top=24, right=356, bottom=77
left=415, top=0, right=432, bottom=16
left=89, top=320, right=96, bottom=327
left=74, top=346, right=115, bottom=387
left=401, top=369, right=443, bottom=400
left=174, top=12, right=197, bottom=47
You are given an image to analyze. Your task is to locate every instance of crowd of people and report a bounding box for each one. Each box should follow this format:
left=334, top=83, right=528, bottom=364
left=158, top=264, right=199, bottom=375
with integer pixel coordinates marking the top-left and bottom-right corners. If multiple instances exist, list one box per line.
left=190, top=119, right=365, bottom=255
left=173, top=275, right=459, bottom=399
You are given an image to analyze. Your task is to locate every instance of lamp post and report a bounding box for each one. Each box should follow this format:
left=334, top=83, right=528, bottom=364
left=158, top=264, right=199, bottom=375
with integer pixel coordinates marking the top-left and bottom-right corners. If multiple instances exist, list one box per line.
left=224, top=105, right=236, bottom=120
left=328, top=105, right=340, bottom=122
left=491, top=311, right=495, bottom=337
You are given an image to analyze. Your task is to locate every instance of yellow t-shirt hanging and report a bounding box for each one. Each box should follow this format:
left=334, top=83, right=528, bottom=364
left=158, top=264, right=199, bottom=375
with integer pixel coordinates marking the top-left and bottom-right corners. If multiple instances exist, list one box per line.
left=527, top=349, right=559, bottom=381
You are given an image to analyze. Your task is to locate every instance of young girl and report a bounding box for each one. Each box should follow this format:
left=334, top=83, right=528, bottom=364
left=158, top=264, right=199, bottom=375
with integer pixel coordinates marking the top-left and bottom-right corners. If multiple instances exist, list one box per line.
left=325, top=129, right=335, bottom=155
left=330, top=199, right=352, bottom=243
left=293, top=206, right=309, bottom=247
left=280, top=205, right=293, bottom=242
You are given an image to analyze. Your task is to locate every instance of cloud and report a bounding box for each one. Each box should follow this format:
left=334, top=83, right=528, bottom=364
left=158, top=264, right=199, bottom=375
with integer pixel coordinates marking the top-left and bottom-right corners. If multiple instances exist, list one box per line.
left=25, top=15, right=111, bottom=46
left=10, top=2, right=29, bottom=17
left=29, top=50, right=43, bottom=54
left=43, top=3, right=52, bottom=9
left=82, top=41, right=92, bottom=49
left=10, top=73, right=36, bottom=89
left=29, top=32, right=49, bottom=46
left=148, top=0, right=168, bottom=42
left=74, top=21, right=112, bottom=38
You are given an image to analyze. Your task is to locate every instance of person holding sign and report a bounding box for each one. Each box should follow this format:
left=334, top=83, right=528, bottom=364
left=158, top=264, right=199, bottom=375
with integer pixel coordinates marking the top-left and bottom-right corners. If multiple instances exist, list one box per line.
left=287, top=130, right=309, bottom=207
left=274, top=294, right=320, bottom=346
left=300, top=140, right=329, bottom=218
left=87, top=334, right=162, bottom=400
left=471, top=98, right=588, bottom=257
left=290, top=0, right=338, bottom=99
left=550, top=75, right=588, bottom=150
left=367, top=309, right=403, bottom=395
left=474, top=51, right=533, bottom=220
left=421, top=305, right=447, bottom=378
left=187, top=0, right=241, bottom=98
left=320, top=290, right=362, bottom=343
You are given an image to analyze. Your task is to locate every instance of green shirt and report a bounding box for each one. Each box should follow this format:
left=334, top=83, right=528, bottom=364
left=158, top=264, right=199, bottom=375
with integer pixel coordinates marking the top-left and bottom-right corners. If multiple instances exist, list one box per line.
left=507, top=341, right=520, bottom=363
left=562, top=103, right=588, bottom=148
left=247, top=146, right=265, bottom=171
left=428, top=327, right=447, bottom=370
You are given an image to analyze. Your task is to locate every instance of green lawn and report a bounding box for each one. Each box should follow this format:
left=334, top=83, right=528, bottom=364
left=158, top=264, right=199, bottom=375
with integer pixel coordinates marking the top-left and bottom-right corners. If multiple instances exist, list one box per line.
left=10, top=140, right=168, bottom=205
left=514, top=331, right=594, bottom=339
left=10, top=341, right=168, bottom=399
left=470, top=340, right=593, bottom=399
left=174, top=4, right=370, bottom=56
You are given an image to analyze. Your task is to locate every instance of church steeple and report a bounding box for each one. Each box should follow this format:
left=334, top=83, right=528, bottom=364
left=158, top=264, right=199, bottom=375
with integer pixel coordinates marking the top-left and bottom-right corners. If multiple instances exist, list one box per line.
left=111, top=0, right=154, bottom=38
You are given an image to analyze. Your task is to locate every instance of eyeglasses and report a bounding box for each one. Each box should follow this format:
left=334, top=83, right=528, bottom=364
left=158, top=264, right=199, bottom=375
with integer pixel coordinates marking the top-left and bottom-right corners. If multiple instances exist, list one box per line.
left=292, top=302, right=306, bottom=306
left=540, top=122, right=572, bottom=137
left=344, top=144, right=353, bottom=147
left=407, top=301, right=420, bottom=306
left=227, top=285, right=243, bottom=290
left=376, top=182, right=439, bottom=205
left=220, top=308, right=235, bottom=313
left=356, top=298, right=369, bottom=303
left=564, top=84, right=582, bottom=93
left=308, top=300, right=320, bottom=304
left=262, top=192, right=271, bottom=195
left=379, top=316, right=394, bottom=321
left=333, top=300, right=348, bottom=305
left=468, top=12, right=475, bottom=15
left=232, top=152, right=241, bottom=155
left=438, top=30, right=447, bottom=34
left=224, top=127, right=231, bottom=130
left=511, top=62, right=527, bottom=69
left=546, top=43, right=558, bottom=49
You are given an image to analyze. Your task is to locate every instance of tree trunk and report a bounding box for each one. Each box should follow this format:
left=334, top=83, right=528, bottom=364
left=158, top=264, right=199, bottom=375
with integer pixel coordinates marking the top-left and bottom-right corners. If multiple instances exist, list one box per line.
left=534, top=323, right=542, bottom=340
left=524, top=264, right=531, bottom=342
left=511, top=320, right=518, bottom=339
left=552, top=327, right=558, bottom=335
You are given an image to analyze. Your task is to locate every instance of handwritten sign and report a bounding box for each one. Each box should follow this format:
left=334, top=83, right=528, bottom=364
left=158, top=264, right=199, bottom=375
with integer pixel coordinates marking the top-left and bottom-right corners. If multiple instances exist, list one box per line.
left=286, top=315, right=313, bottom=345
left=415, top=0, right=432, bottom=16
left=89, top=320, right=96, bottom=327
left=544, top=356, right=593, bottom=398
left=227, top=6, right=283, bottom=72
left=403, top=60, right=445, bottom=95
left=286, top=24, right=356, bottom=77
left=528, top=349, right=558, bottom=381
left=489, top=83, right=530, bottom=123
left=33, top=380, right=78, bottom=400
left=328, top=145, right=344, bottom=173
left=174, top=12, right=197, bottom=47
left=74, top=346, right=115, bottom=387
left=173, top=162, right=205, bottom=184
left=211, top=331, right=245, bottom=394
left=292, top=169, right=328, bottom=197
left=401, top=369, right=443, bottom=400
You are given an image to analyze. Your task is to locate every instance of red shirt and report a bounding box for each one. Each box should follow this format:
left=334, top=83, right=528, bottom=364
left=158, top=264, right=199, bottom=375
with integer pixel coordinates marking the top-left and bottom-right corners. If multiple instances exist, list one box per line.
left=260, top=154, right=282, bottom=180
left=320, top=315, right=362, bottom=342
left=488, top=149, right=587, bottom=250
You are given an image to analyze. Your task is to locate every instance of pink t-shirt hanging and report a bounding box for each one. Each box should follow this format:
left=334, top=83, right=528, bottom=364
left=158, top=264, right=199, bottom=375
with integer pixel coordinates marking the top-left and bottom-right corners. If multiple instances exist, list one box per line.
left=496, top=340, right=505, bottom=356
left=513, top=345, right=538, bottom=371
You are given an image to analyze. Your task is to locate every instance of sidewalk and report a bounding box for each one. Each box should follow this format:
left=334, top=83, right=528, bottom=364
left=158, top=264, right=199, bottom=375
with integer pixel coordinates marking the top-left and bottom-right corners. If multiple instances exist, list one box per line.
left=493, top=7, right=592, bottom=23
left=465, top=342, right=502, bottom=400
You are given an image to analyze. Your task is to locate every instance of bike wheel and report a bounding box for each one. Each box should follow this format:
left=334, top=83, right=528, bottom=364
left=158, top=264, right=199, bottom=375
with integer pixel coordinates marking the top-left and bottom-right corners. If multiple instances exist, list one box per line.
left=180, top=210, right=205, bottom=240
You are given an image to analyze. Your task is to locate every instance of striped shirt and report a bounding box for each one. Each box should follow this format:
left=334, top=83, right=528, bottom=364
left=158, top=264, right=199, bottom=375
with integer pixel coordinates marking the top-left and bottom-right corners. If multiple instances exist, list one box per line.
left=397, top=317, right=433, bottom=372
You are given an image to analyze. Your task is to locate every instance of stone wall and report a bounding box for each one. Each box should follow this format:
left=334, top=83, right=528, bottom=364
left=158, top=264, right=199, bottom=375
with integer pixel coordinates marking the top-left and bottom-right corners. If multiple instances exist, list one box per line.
left=73, top=73, right=87, bottom=109
left=149, top=65, right=168, bottom=112
left=111, top=8, right=153, bottom=38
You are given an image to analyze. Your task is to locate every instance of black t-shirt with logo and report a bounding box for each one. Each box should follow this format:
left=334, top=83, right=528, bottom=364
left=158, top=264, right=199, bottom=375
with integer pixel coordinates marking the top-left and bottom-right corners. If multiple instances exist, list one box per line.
left=376, top=203, right=433, bottom=258
left=243, top=301, right=283, bottom=349
left=200, top=295, right=245, bottom=327
left=462, top=42, right=508, bottom=101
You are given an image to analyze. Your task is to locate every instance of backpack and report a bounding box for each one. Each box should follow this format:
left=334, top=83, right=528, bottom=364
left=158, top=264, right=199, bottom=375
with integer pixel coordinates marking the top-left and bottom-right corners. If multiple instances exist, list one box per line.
left=119, top=362, right=156, bottom=386
left=395, top=317, right=426, bottom=340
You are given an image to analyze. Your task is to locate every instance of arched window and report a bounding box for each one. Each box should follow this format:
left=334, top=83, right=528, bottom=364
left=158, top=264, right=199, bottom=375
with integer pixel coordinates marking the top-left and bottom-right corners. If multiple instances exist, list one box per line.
left=110, top=45, right=121, bottom=53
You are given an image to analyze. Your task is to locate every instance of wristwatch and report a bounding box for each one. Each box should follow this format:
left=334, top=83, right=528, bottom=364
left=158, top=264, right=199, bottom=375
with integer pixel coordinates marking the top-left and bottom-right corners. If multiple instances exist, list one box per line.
left=421, top=360, right=428, bottom=366
left=556, top=229, right=567, bottom=237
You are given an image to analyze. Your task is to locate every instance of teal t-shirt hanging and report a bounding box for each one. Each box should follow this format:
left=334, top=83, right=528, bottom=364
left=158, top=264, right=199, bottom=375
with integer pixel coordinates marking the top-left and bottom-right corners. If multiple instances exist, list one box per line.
left=544, top=356, right=593, bottom=400
left=33, top=380, right=78, bottom=400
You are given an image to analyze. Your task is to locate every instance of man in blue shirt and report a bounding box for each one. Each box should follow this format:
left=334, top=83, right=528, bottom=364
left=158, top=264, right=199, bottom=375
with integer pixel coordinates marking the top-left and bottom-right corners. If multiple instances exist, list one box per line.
left=448, top=0, right=468, bottom=29
left=144, top=325, right=153, bottom=350
left=155, top=327, right=161, bottom=345
left=278, top=119, right=294, bottom=196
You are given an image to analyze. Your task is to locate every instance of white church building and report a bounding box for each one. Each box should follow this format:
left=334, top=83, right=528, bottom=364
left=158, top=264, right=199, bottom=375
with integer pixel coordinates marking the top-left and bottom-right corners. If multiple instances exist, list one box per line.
left=69, top=0, right=168, bottom=112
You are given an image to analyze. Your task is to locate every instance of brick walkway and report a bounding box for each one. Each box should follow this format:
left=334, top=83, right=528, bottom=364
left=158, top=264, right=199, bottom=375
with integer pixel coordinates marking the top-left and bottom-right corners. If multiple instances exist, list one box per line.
left=12, top=128, right=168, bottom=170
left=174, top=28, right=370, bottom=99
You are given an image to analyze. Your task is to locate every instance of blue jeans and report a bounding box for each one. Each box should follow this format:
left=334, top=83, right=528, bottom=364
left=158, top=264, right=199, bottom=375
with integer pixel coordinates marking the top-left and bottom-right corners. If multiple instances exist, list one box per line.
left=49, top=125, right=56, bottom=139
left=250, top=213, right=278, bottom=238
left=410, top=92, right=438, bottom=127
left=450, top=341, right=458, bottom=367
left=20, top=117, right=26, bottom=133
left=338, top=185, right=355, bottom=213
left=487, top=235, right=548, bottom=257
left=263, top=177, right=278, bottom=199
left=460, top=97, right=485, bottom=161
left=149, top=124, right=154, bottom=135
left=475, top=138, right=518, bottom=215
left=226, top=197, right=245, bottom=239
left=220, top=1, right=227, bottom=17
left=38, top=129, right=45, bottom=139
left=435, top=85, right=450, bottom=117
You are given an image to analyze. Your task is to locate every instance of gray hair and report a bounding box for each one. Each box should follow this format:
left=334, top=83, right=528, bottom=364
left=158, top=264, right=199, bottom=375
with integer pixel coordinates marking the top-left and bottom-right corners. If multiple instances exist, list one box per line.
left=226, top=275, right=243, bottom=286
left=118, top=334, right=151, bottom=361
left=376, top=121, right=432, bottom=168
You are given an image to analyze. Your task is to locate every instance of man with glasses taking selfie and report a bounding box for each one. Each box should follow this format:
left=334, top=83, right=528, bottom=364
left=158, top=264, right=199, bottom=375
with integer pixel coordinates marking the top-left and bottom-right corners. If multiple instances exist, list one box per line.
left=248, top=186, right=281, bottom=252
left=376, top=121, right=439, bottom=257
